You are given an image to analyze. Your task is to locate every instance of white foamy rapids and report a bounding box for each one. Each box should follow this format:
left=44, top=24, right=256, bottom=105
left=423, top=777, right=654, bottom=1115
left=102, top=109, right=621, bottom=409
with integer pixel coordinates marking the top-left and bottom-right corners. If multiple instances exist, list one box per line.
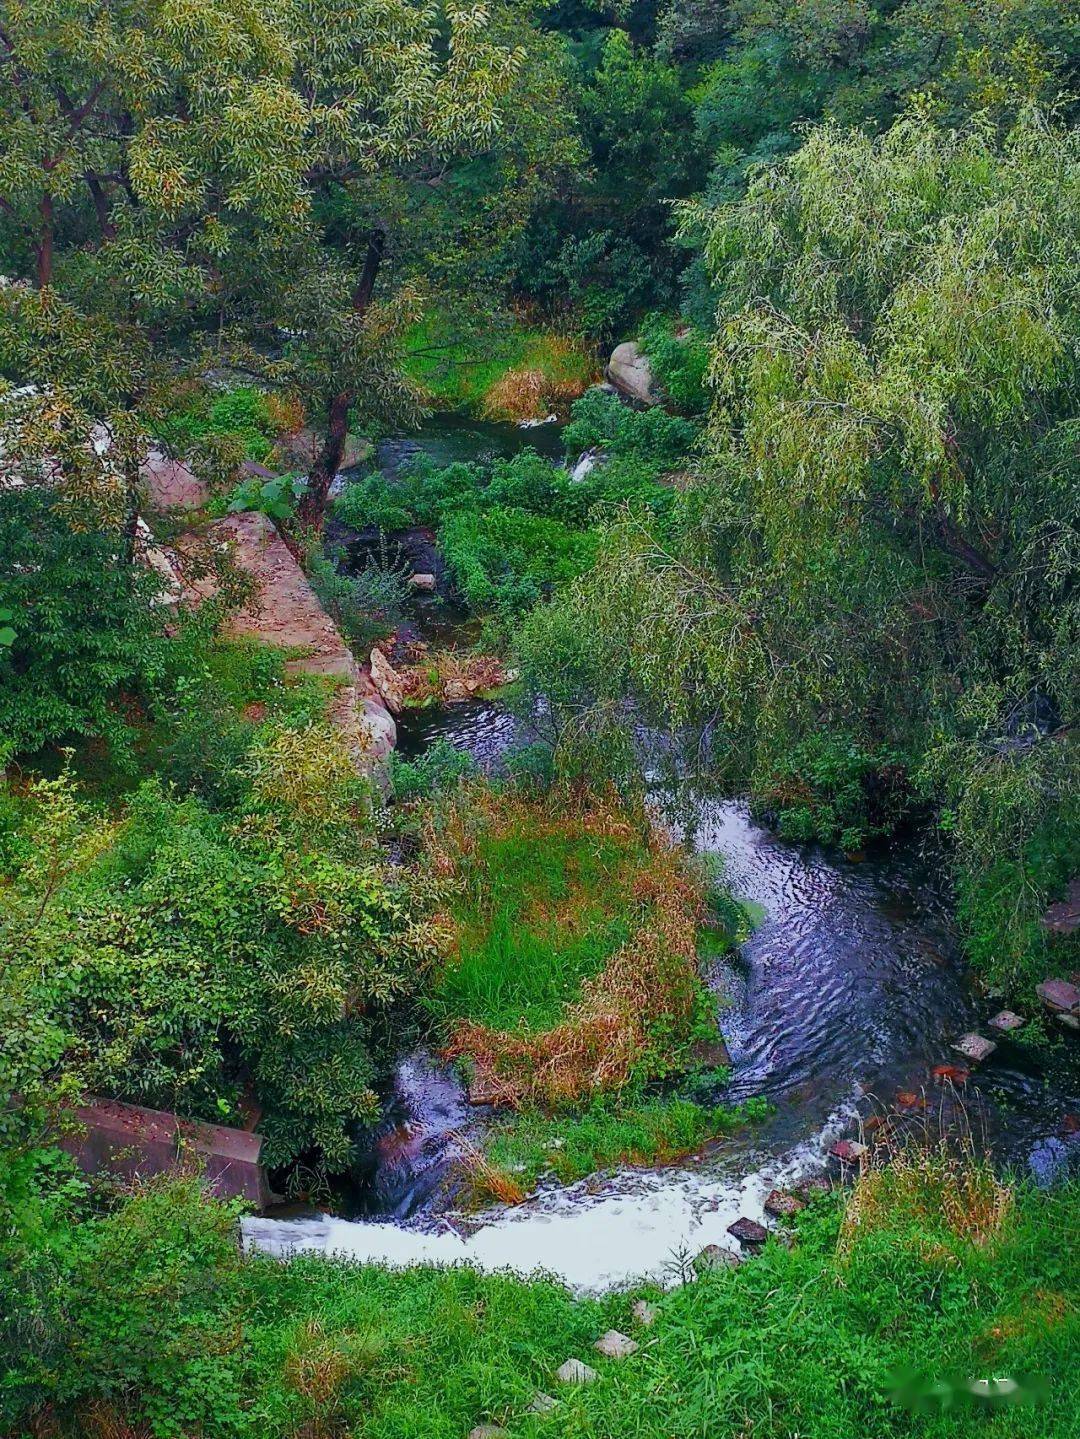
left=569, top=448, right=599, bottom=483
left=241, top=1098, right=858, bottom=1294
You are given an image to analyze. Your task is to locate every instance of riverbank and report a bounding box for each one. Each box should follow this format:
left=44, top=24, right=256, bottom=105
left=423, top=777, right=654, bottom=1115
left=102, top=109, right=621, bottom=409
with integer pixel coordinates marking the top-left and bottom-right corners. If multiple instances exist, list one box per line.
left=10, top=1157, right=1078, bottom=1439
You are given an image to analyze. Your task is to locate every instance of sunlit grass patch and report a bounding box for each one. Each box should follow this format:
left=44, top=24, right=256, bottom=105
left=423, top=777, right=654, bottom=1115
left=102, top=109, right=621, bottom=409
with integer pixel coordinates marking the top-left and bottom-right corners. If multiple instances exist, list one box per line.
left=471, top=1091, right=771, bottom=1202
left=402, top=310, right=596, bottom=416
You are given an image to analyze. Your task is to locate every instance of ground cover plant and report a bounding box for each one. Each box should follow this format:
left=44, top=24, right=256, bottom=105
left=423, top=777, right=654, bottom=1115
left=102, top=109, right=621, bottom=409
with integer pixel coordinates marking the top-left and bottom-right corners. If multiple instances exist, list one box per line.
left=3, top=1154, right=1077, bottom=1439
left=426, top=785, right=731, bottom=1112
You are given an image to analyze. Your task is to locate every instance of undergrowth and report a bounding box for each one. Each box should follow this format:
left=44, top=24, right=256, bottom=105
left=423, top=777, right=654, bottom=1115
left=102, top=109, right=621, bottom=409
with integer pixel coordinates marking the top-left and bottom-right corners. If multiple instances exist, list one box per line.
left=5, top=1162, right=1077, bottom=1439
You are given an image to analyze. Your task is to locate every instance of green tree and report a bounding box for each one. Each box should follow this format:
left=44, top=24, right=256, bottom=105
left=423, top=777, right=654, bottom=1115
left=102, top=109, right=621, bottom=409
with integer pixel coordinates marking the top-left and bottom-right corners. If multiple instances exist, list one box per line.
left=523, top=109, right=1080, bottom=991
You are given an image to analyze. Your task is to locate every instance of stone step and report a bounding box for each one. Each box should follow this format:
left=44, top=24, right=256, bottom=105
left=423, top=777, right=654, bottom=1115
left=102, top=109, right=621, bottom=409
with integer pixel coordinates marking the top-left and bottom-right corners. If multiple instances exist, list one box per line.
left=952, top=1033, right=997, bottom=1063
left=694, top=1243, right=739, bottom=1273
left=763, top=1188, right=806, bottom=1219
left=556, top=1358, right=598, bottom=1385
left=988, top=1010, right=1024, bottom=1032
left=727, top=1216, right=769, bottom=1248
left=829, top=1139, right=868, bottom=1163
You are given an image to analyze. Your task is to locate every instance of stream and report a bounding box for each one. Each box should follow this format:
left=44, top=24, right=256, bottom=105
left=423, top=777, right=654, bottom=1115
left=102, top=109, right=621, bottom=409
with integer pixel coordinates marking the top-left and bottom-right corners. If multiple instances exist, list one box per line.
left=242, top=417, right=1080, bottom=1292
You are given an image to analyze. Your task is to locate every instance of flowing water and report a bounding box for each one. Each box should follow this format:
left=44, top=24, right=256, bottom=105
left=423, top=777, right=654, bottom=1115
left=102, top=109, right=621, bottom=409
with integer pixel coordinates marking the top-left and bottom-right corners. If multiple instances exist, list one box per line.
left=243, top=419, right=1080, bottom=1290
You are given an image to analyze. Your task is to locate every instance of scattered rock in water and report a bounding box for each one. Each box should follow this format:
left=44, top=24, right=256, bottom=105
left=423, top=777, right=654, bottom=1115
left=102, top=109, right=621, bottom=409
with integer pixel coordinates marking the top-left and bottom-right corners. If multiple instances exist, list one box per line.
left=556, top=1358, right=598, bottom=1385
left=529, top=1393, right=558, bottom=1413
left=952, top=1032, right=997, bottom=1064
left=829, top=1139, right=868, bottom=1164
left=896, top=1090, right=927, bottom=1109
left=932, top=1064, right=970, bottom=1084
left=727, top=1216, right=769, bottom=1248
left=694, top=1243, right=739, bottom=1273
left=763, top=1188, right=805, bottom=1220
left=408, top=571, right=437, bottom=592
left=1028, top=1136, right=1072, bottom=1188
left=988, top=1010, right=1025, bottom=1033
left=594, top=1329, right=639, bottom=1360
left=631, top=1300, right=658, bottom=1327
left=1037, top=979, right=1080, bottom=1032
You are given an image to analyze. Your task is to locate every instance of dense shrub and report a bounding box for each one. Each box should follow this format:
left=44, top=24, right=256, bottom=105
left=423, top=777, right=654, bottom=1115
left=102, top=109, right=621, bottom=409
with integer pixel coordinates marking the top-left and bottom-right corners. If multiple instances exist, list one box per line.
left=151, top=384, right=296, bottom=467
left=0, top=487, right=171, bottom=755
left=0, top=755, right=441, bottom=1170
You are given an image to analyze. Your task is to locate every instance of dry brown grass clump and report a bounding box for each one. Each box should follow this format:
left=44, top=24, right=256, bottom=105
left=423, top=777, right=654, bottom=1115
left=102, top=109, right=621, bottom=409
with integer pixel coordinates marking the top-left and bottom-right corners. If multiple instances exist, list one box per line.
left=398, top=647, right=510, bottom=706
left=839, top=1137, right=1014, bottom=1262
left=433, top=788, right=708, bottom=1109
left=481, top=338, right=596, bottom=421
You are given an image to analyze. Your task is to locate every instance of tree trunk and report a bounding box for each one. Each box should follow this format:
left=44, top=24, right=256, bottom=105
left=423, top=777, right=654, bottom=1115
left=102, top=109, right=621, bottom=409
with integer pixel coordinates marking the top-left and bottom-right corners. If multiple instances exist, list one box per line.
left=293, top=229, right=385, bottom=534
left=34, top=193, right=54, bottom=288
left=295, top=389, right=350, bottom=532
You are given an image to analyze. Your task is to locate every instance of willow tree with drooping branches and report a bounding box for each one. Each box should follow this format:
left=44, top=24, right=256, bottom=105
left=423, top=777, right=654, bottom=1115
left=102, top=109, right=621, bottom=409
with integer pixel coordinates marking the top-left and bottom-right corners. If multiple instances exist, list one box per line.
left=520, top=107, right=1079, bottom=991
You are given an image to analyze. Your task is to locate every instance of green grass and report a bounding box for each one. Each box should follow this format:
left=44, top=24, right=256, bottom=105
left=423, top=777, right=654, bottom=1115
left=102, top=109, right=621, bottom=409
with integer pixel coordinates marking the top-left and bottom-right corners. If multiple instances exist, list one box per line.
left=428, top=825, right=647, bottom=1033
left=9, top=1169, right=1079, bottom=1439
left=482, top=1091, right=770, bottom=1194
left=402, top=309, right=596, bottom=414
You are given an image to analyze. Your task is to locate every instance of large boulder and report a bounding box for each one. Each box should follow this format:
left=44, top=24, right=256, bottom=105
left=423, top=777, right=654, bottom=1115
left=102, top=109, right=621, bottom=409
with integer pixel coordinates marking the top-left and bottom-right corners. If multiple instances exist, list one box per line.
left=280, top=426, right=370, bottom=473
left=370, top=645, right=405, bottom=714
left=140, top=447, right=208, bottom=511
left=606, top=341, right=660, bottom=406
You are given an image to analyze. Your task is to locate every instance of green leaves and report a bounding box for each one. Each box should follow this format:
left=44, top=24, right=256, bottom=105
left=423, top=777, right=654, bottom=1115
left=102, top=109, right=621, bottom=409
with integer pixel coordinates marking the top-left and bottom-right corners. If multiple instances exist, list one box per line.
left=0, top=608, right=15, bottom=648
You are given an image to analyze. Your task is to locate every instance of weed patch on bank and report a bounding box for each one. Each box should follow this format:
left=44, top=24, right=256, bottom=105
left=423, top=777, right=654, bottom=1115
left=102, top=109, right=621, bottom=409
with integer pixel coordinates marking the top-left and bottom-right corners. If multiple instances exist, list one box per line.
left=427, top=787, right=727, bottom=1110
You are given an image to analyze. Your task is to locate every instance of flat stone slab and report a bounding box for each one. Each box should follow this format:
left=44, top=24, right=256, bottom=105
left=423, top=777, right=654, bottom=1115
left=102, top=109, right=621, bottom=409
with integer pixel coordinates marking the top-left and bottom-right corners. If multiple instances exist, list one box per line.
left=694, top=1242, right=740, bottom=1272
left=830, top=1139, right=868, bottom=1163
left=529, top=1392, right=558, bottom=1413
left=763, top=1188, right=806, bottom=1219
left=988, top=1010, right=1025, bottom=1032
left=468, top=1428, right=508, bottom=1439
left=631, top=1300, right=658, bottom=1327
left=727, top=1216, right=769, bottom=1247
left=1037, top=979, right=1080, bottom=1014
left=556, top=1358, right=598, bottom=1385
left=952, top=1032, right=997, bottom=1063
left=594, top=1329, right=638, bottom=1360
